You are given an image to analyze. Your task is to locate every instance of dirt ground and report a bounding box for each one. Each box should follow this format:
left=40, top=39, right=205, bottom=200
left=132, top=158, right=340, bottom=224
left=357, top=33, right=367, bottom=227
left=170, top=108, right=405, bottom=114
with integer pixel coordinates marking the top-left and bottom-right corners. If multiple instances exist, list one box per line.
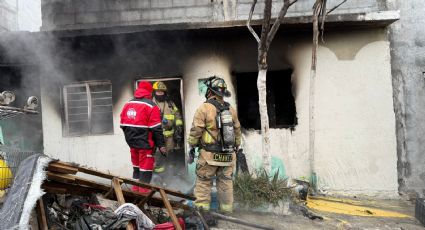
left=214, top=198, right=425, bottom=230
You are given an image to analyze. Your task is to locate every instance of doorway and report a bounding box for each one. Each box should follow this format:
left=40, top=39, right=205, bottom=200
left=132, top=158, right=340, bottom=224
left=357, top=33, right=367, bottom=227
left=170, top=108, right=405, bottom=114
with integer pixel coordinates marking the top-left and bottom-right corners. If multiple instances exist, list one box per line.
left=135, top=78, right=190, bottom=190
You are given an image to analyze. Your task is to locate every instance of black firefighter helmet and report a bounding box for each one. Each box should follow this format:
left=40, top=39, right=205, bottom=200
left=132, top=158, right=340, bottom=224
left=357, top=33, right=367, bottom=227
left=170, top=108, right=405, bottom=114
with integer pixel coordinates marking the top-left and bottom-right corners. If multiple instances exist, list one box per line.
left=205, top=76, right=231, bottom=98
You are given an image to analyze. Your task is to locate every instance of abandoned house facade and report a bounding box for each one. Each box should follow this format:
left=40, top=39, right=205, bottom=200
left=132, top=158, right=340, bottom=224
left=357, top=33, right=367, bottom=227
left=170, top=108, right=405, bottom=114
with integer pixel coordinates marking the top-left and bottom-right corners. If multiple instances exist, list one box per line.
left=0, top=0, right=424, bottom=198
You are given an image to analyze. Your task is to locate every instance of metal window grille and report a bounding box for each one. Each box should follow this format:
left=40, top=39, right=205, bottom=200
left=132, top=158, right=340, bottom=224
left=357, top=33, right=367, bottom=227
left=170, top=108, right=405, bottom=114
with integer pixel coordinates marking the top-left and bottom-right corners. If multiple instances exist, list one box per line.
left=63, top=81, right=114, bottom=137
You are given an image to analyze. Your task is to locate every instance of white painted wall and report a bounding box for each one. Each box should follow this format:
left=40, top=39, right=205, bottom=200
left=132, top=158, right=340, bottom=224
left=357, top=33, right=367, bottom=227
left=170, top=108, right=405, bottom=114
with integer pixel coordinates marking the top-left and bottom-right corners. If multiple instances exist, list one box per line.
left=182, top=53, right=237, bottom=135
left=41, top=29, right=398, bottom=196
left=242, top=32, right=398, bottom=197
left=41, top=81, right=135, bottom=178
left=313, top=41, right=397, bottom=196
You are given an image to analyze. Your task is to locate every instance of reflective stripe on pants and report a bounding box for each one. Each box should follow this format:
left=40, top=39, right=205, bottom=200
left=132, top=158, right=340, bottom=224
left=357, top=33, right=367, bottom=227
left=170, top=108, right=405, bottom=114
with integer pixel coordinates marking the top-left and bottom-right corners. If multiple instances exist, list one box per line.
left=194, top=160, right=234, bottom=212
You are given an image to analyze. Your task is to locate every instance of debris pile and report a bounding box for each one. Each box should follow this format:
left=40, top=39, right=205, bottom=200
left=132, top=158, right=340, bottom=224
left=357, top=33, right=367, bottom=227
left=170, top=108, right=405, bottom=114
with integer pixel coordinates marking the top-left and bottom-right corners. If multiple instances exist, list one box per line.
left=0, top=154, right=205, bottom=229
left=0, top=155, right=283, bottom=230
left=37, top=160, right=196, bottom=230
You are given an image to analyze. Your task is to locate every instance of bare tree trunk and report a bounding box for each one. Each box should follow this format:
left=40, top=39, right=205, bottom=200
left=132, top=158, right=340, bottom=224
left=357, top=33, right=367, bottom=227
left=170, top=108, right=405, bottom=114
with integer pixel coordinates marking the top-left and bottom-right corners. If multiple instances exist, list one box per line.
left=257, top=68, right=271, bottom=171
left=247, top=0, right=298, bottom=172
left=257, top=0, right=272, bottom=172
left=310, top=0, right=351, bottom=190
left=309, top=0, right=325, bottom=192
left=309, top=20, right=318, bottom=189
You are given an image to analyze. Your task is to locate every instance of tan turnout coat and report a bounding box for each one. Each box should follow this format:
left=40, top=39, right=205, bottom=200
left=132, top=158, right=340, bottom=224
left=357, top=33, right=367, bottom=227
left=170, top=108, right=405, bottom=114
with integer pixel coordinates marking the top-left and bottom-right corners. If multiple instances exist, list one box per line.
left=188, top=98, right=241, bottom=166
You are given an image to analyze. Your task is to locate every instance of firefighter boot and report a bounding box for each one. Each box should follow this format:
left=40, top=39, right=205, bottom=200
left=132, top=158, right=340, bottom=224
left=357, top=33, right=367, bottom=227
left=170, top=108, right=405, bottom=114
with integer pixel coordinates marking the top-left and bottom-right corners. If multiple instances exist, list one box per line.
left=139, top=171, right=153, bottom=194
left=132, top=167, right=140, bottom=192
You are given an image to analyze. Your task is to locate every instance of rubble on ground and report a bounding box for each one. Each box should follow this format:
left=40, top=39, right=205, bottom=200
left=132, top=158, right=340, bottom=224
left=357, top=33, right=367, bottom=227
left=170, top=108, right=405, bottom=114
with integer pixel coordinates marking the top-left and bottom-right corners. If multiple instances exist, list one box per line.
left=0, top=154, right=206, bottom=230
left=0, top=154, right=338, bottom=230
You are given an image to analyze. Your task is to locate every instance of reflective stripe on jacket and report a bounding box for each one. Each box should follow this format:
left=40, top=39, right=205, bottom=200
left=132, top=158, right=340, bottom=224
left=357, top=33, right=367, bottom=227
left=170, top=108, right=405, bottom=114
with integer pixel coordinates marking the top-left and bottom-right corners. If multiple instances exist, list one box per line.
left=188, top=99, right=241, bottom=150
left=154, top=99, right=183, bottom=137
left=120, top=98, right=165, bottom=149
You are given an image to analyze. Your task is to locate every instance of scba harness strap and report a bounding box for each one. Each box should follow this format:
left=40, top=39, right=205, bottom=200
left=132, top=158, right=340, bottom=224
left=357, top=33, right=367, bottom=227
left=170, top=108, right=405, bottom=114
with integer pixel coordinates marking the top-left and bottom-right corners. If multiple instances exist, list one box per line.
left=206, top=98, right=230, bottom=112
left=202, top=99, right=235, bottom=156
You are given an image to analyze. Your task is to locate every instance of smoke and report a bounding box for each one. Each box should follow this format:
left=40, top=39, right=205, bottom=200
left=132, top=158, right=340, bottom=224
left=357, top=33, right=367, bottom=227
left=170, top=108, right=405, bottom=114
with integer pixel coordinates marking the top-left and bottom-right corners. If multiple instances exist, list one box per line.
left=0, top=26, right=259, bottom=188
left=0, top=31, right=72, bottom=152
left=0, top=28, right=193, bottom=181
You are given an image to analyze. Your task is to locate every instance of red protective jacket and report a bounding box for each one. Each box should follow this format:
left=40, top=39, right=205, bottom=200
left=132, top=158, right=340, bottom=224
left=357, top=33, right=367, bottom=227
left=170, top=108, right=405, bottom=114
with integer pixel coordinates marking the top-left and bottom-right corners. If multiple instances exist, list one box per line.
left=120, top=81, right=165, bottom=149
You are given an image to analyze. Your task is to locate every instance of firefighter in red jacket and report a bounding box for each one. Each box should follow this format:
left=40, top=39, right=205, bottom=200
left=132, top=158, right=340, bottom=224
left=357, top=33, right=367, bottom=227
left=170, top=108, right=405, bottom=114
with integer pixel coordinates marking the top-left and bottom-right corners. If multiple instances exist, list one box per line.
left=120, top=81, right=167, bottom=193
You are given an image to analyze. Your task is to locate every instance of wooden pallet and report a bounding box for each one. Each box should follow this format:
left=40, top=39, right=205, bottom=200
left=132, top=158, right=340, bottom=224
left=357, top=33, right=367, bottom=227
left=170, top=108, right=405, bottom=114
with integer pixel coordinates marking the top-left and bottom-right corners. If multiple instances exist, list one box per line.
left=38, top=160, right=195, bottom=230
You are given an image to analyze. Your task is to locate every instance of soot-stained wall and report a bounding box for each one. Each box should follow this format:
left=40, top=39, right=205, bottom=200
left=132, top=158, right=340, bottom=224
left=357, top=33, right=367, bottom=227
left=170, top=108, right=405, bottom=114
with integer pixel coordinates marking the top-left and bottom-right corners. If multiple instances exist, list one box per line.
left=0, top=34, right=43, bottom=152
left=388, top=0, right=425, bottom=198
left=36, top=27, right=398, bottom=196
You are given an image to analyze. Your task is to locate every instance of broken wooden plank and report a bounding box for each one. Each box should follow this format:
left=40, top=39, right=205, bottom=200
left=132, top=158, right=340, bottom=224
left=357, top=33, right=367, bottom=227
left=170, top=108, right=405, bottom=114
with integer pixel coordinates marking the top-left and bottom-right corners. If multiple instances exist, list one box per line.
left=159, top=189, right=182, bottom=230
left=75, top=177, right=114, bottom=191
left=47, top=162, right=78, bottom=174
left=111, top=178, right=135, bottom=230
left=47, top=172, right=76, bottom=184
left=54, top=161, right=195, bottom=200
left=44, top=163, right=191, bottom=210
left=42, top=180, right=190, bottom=212
left=36, top=199, right=48, bottom=230
left=138, top=190, right=156, bottom=207
left=112, top=178, right=126, bottom=204
left=41, top=182, right=69, bottom=194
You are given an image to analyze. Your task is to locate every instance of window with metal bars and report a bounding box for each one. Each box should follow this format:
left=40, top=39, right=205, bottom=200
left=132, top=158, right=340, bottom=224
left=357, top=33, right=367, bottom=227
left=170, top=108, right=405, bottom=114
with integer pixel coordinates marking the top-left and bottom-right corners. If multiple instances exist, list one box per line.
left=62, top=81, right=113, bottom=137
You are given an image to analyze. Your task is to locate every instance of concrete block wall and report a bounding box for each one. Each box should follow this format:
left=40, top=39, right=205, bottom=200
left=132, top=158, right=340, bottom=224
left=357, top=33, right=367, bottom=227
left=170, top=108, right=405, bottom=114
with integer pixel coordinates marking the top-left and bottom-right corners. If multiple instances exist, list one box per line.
left=41, top=0, right=386, bottom=30
left=388, top=0, right=425, bottom=198
left=0, top=3, right=18, bottom=31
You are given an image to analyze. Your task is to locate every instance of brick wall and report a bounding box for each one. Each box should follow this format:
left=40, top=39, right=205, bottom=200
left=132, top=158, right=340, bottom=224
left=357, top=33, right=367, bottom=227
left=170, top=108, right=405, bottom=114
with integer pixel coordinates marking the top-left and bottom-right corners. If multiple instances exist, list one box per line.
left=41, top=0, right=386, bottom=30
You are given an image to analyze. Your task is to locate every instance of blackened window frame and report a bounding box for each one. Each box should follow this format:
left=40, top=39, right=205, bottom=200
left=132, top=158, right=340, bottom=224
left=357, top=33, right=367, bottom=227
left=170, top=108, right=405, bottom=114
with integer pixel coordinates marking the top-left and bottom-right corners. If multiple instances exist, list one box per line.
left=235, top=70, right=297, bottom=130
left=62, top=80, right=114, bottom=137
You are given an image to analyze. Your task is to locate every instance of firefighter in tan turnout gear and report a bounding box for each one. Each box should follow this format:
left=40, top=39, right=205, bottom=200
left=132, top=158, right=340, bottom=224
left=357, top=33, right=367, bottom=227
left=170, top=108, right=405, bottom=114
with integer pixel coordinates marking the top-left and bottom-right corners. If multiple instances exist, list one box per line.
left=152, top=81, right=183, bottom=173
left=188, top=76, right=241, bottom=213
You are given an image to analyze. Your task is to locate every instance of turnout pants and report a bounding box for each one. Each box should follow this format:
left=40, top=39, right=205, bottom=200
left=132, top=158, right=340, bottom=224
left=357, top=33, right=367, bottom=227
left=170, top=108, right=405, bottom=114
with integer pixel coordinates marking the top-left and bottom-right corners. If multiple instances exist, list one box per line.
left=154, top=136, right=175, bottom=171
left=194, top=156, right=234, bottom=213
left=130, top=148, right=154, bottom=193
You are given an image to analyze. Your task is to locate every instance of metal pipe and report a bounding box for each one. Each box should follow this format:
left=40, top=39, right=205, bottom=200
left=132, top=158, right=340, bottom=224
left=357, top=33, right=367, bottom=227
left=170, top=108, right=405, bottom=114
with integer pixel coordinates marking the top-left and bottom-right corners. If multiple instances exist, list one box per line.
left=210, top=212, right=275, bottom=230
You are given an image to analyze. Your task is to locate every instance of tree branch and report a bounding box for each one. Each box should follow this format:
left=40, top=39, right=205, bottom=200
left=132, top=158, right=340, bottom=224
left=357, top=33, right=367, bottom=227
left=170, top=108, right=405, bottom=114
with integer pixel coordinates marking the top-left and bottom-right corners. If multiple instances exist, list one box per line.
left=247, top=0, right=260, bottom=43
left=311, top=0, right=322, bottom=71
left=258, top=0, right=272, bottom=68
left=319, top=0, right=327, bottom=41
left=260, top=0, right=272, bottom=47
left=265, top=0, right=298, bottom=52
left=326, top=0, right=347, bottom=15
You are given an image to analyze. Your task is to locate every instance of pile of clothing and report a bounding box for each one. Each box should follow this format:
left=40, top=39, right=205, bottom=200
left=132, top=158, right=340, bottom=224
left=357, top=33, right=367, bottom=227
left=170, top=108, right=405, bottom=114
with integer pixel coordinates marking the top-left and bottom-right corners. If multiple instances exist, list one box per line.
left=45, top=194, right=155, bottom=230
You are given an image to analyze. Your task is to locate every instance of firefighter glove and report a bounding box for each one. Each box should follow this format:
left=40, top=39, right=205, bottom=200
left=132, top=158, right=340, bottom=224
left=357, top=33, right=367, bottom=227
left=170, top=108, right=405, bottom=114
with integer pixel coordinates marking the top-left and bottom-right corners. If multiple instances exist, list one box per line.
left=188, top=148, right=196, bottom=164
left=159, top=147, right=167, bottom=157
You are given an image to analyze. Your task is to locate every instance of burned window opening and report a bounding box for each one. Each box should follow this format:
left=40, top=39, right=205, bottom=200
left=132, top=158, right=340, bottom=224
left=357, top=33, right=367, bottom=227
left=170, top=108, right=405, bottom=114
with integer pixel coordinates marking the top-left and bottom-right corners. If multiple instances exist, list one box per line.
left=235, top=70, right=297, bottom=130
left=62, top=81, right=113, bottom=137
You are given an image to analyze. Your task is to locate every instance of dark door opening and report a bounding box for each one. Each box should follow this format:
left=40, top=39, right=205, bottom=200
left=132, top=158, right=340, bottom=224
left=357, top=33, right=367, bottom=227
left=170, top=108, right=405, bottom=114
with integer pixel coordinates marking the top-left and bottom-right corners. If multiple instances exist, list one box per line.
left=135, top=78, right=189, bottom=188
left=235, top=70, right=297, bottom=130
